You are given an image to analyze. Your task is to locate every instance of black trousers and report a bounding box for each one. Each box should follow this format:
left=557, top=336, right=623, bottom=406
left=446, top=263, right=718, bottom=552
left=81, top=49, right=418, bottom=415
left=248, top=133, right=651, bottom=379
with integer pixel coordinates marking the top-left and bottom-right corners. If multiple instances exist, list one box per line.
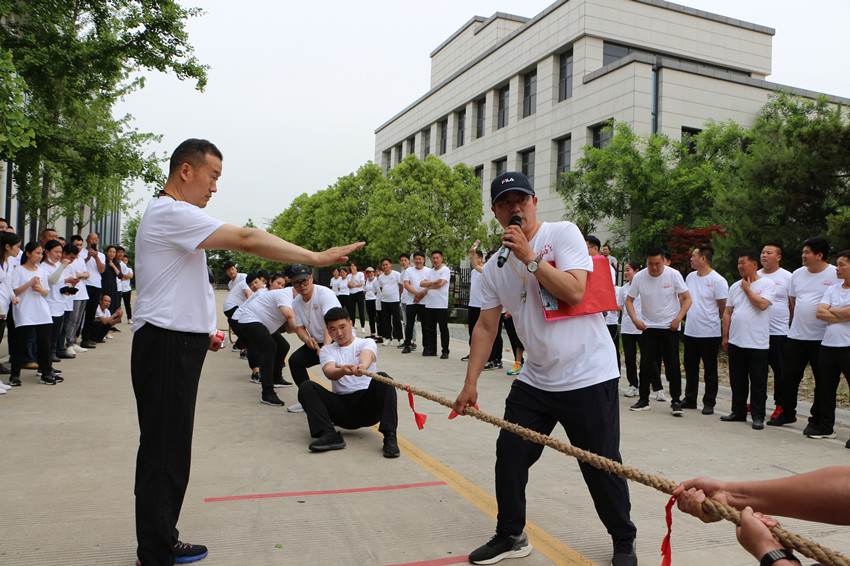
left=468, top=306, right=503, bottom=362
left=495, top=379, right=636, bottom=540
left=223, top=306, right=245, bottom=350
left=728, top=344, right=768, bottom=421
left=607, top=324, right=621, bottom=372
left=768, top=335, right=787, bottom=405
left=782, top=338, right=822, bottom=419
left=123, top=289, right=133, bottom=320
left=91, top=320, right=111, bottom=343
left=638, top=328, right=682, bottom=403
left=349, top=291, right=365, bottom=328
left=298, top=373, right=398, bottom=437
left=81, top=286, right=102, bottom=342
left=131, top=324, right=209, bottom=566
left=239, top=322, right=290, bottom=395
left=11, top=323, right=52, bottom=377
left=621, top=333, right=641, bottom=388
left=683, top=335, right=721, bottom=409
left=404, top=303, right=425, bottom=347
left=814, top=346, right=850, bottom=433
left=380, top=301, right=403, bottom=341
left=503, top=314, right=524, bottom=360
left=365, top=299, right=377, bottom=335
left=51, top=314, right=65, bottom=355
left=423, top=307, right=449, bottom=355
left=288, top=343, right=322, bottom=386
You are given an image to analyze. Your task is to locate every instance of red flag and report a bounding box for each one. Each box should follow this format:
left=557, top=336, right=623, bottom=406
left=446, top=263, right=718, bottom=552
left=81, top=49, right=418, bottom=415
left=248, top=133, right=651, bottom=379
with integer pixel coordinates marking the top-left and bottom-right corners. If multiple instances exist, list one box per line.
left=661, top=495, right=677, bottom=566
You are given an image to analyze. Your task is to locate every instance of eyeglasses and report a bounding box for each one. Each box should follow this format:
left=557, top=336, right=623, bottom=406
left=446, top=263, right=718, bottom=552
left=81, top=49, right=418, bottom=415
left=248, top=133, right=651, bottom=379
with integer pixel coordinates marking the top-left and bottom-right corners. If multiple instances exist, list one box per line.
left=292, top=279, right=311, bottom=287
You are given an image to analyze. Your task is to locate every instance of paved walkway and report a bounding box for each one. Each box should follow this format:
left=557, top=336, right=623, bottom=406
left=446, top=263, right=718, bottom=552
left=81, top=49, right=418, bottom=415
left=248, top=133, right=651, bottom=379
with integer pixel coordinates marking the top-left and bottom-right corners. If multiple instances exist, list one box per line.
left=1, top=292, right=848, bottom=565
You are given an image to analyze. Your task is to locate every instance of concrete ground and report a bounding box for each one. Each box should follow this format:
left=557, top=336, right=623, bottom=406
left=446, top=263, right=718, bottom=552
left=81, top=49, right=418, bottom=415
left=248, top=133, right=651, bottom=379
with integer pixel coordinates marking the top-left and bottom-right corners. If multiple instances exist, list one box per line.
left=1, top=290, right=848, bottom=566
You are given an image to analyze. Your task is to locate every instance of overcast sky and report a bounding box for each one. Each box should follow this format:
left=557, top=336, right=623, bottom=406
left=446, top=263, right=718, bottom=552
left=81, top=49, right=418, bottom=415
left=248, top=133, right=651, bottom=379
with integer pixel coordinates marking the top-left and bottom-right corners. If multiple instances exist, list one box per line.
left=113, top=0, right=850, bottom=229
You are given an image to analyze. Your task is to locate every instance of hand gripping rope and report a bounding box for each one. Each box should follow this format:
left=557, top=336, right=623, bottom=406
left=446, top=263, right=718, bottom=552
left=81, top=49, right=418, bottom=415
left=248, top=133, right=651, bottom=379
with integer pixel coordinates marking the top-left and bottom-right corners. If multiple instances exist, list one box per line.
left=359, top=369, right=850, bottom=566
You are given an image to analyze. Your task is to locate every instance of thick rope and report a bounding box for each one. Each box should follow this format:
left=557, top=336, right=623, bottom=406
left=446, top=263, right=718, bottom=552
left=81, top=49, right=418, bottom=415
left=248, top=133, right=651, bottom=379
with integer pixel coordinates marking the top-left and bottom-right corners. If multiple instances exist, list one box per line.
left=360, top=370, right=850, bottom=566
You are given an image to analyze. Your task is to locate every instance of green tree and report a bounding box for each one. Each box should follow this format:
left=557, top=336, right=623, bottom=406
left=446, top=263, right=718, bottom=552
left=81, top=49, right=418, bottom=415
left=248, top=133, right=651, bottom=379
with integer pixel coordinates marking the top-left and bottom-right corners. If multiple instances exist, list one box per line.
left=0, top=0, right=207, bottom=230
left=0, top=51, right=35, bottom=159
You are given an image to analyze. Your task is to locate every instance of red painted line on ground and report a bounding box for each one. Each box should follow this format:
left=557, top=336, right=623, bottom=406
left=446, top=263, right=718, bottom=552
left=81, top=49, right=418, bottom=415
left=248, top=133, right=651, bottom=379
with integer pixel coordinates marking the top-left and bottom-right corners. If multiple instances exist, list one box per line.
left=205, top=480, right=446, bottom=503
left=382, top=557, right=469, bottom=566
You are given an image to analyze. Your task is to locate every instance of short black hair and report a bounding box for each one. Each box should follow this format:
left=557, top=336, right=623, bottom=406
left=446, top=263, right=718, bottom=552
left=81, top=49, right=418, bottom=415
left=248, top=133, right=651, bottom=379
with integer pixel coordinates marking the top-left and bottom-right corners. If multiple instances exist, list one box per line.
left=474, top=249, right=483, bottom=258
left=223, top=261, right=235, bottom=270
left=257, top=269, right=270, bottom=281
left=645, top=246, right=665, bottom=259
left=836, top=249, right=850, bottom=262
left=70, top=234, right=83, bottom=244
left=802, top=237, right=829, bottom=260
left=413, top=251, right=425, bottom=259
left=399, top=252, right=410, bottom=260
left=245, top=272, right=259, bottom=286
left=431, top=250, right=443, bottom=257
left=380, top=257, right=392, bottom=265
left=62, top=243, right=79, bottom=256
left=626, top=260, right=642, bottom=271
left=693, top=246, right=714, bottom=263
left=41, top=227, right=57, bottom=236
left=169, top=139, right=222, bottom=177
left=324, top=306, right=351, bottom=324
left=738, top=249, right=760, bottom=264
left=115, top=246, right=124, bottom=252
left=763, top=242, right=783, bottom=255
left=585, top=235, right=601, bottom=249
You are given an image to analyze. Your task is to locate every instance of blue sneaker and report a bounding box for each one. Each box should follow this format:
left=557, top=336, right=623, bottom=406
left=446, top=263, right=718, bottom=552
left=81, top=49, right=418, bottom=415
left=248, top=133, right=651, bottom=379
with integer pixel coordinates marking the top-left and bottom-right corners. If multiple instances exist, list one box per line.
left=173, top=541, right=208, bottom=564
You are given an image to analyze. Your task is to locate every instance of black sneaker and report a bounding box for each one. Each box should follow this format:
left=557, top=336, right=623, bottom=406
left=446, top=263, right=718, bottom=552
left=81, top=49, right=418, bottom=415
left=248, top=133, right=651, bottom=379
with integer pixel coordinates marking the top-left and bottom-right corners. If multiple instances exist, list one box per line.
left=39, top=374, right=56, bottom=385
left=701, top=406, right=714, bottom=415
left=612, top=537, right=637, bottom=566
left=483, top=361, right=496, bottom=370
left=250, top=371, right=261, bottom=384
left=52, top=372, right=64, bottom=383
left=173, top=540, right=208, bottom=564
left=461, top=355, right=470, bottom=361
left=671, top=401, right=683, bottom=417
left=680, top=400, right=697, bottom=409
left=410, top=343, right=417, bottom=351
left=374, top=337, right=384, bottom=344
left=260, top=393, right=284, bottom=407
left=309, top=430, right=346, bottom=452
left=397, top=342, right=405, bottom=348
left=80, top=341, right=97, bottom=349
left=422, top=350, right=437, bottom=357
left=382, top=432, right=400, bottom=458
left=846, top=438, right=850, bottom=449
left=469, top=531, right=532, bottom=564
left=440, top=353, right=449, bottom=359
left=9, top=376, right=21, bottom=387
left=273, top=378, right=293, bottom=388
left=720, top=413, right=747, bottom=422
left=239, top=350, right=248, bottom=360
left=629, top=399, right=650, bottom=411
left=767, top=413, right=796, bottom=427
left=401, top=347, right=411, bottom=354
left=807, top=428, right=836, bottom=439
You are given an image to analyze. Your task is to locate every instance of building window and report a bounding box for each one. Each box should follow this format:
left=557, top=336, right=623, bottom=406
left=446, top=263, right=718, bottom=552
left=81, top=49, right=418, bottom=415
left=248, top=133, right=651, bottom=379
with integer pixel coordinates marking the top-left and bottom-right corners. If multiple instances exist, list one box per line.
left=682, top=127, right=702, bottom=154
left=395, top=144, right=403, bottom=163
left=407, top=137, right=415, bottom=156
left=603, top=43, right=632, bottom=66
left=497, top=86, right=509, bottom=129
left=556, top=137, right=571, bottom=176
left=473, top=165, right=483, bottom=189
left=383, top=150, right=392, bottom=172
left=439, top=119, right=448, bottom=155
left=520, top=149, right=535, bottom=186
left=558, top=50, right=573, bottom=101
left=476, top=99, right=486, bottom=139
left=456, top=109, right=466, bottom=148
left=522, top=70, right=537, bottom=117
left=423, top=129, right=431, bottom=157
left=592, top=122, right=613, bottom=149
left=493, top=157, right=507, bottom=177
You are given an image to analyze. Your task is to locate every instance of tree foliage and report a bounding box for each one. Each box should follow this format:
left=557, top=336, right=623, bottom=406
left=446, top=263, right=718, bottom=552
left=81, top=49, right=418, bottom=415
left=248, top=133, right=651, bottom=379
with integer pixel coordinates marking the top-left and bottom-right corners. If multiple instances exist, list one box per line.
left=0, top=51, right=35, bottom=159
left=0, top=0, right=207, bottom=230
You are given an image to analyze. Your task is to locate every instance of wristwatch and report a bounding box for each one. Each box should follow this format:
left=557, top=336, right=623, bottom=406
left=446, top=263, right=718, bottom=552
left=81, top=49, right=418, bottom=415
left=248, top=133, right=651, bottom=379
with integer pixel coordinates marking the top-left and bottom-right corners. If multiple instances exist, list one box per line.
left=527, top=255, right=543, bottom=273
left=759, top=549, right=800, bottom=566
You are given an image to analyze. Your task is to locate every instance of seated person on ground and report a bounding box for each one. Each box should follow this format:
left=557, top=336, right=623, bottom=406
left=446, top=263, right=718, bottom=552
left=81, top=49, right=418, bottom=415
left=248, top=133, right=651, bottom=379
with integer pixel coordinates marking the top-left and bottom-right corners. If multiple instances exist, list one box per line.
left=92, top=295, right=122, bottom=342
left=297, top=306, right=400, bottom=458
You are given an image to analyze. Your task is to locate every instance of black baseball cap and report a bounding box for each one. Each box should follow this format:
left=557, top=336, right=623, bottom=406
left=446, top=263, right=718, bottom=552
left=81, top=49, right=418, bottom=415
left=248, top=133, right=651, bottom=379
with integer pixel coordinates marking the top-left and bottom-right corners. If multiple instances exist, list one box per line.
left=290, top=264, right=312, bottom=282
left=490, top=171, right=534, bottom=205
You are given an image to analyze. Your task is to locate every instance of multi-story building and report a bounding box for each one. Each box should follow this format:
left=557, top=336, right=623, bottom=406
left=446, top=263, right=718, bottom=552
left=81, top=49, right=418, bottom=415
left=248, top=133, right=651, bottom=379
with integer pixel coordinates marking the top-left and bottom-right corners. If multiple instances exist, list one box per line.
left=374, top=0, right=850, bottom=226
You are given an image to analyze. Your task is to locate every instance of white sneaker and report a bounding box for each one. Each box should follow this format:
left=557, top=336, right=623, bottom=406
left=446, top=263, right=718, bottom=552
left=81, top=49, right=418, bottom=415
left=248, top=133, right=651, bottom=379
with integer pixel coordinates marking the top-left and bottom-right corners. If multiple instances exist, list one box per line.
left=384, top=339, right=393, bottom=347
left=105, top=334, right=114, bottom=340
left=624, top=385, right=638, bottom=397
left=287, top=402, right=304, bottom=413
left=656, top=390, right=667, bottom=402
left=0, top=379, right=11, bottom=390
left=0, top=387, right=5, bottom=394
left=73, top=344, right=88, bottom=353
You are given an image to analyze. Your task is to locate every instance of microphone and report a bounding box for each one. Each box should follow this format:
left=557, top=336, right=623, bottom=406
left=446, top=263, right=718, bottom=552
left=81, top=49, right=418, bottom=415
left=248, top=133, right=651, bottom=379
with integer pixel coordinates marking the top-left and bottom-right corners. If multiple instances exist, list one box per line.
left=497, top=215, right=523, bottom=268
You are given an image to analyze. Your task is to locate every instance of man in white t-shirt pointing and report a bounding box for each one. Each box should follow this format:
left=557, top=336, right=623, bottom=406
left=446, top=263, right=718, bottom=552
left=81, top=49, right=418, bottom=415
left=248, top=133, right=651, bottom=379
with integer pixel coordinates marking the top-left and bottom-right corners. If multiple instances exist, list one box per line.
left=131, top=139, right=362, bottom=566
left=453, top=172, right=636, bottom=566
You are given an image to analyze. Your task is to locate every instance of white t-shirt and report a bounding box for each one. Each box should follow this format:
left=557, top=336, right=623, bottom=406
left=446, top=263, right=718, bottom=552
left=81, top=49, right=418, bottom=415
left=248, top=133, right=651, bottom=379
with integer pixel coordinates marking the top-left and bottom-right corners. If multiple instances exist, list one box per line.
left=403, top=266, right=429, bottom=305
left=479, top=221, right=618, bottom=392
left=119, top=262, right=131, bottom=292
left=377, top=271, right=402, bottom=303
left=84, top=250, right=106, bottom=288
left=95, top=305, right=111, bottom=321
left=684, top=270, right=729, bottom=338
left=399, top=268, right=413, bottom=304
left=227, top=272, right=246, bottom=291
left=222, top=279, right=251, bottom=311
left=757, top=268, right=792, bottom=336
left=788, top=265, right=838, bottom=341
left=604, top=263, right=618, bottom=325
left=728, top=277, right=775, bottom=349
left=627, top=265, right=688, bottom=329
left=819, top=285, right=850, bottom=347
left=71, top=256, right=89, bottom=301
left=469, top=269, right=483, bottom=309
left=131, top=197, right=225, bottom=334
left=425, top=265, right=451, bottom=309
left=329, top=276, right=342, bottom=296
left=607, top=255, right=618, bottom=268
left=617, top=282, right=642, bottom=335
left=11, top=265, right=52, bottom=326
left=319, top=337, right=377, bottom=394
left=294, top=285, right=341, bottom=342
left=0, top=260, right=12, bottom=316
left=365, top=276, right=377, bottom=300
left=238, top=288, right=294, bottom=333
left=43, top=263, right=69, bottom=318
left=349, top=272, right=365, bottom=294
left=337, top=275, right=350, bottom=296
left=233, top=287, right=265, bottom=321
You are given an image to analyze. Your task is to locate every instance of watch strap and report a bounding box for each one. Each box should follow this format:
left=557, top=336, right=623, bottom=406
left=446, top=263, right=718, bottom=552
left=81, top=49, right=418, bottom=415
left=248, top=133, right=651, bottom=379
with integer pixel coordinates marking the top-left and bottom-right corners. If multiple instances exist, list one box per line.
left=760, top=549, right=800, bottom=566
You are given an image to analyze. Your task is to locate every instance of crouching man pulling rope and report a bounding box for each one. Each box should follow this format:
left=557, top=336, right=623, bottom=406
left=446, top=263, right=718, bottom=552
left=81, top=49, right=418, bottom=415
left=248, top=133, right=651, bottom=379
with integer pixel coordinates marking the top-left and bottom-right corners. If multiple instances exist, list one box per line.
left=452, top=171, right=638, bottom=565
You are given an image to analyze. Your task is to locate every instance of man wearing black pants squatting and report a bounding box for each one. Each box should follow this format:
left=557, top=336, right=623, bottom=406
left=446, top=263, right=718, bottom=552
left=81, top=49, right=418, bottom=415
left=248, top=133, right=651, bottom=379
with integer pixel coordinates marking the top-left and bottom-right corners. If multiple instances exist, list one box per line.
left=453, top=172, right=637, bottom=566
left=131, top=138, right=361, bottom=566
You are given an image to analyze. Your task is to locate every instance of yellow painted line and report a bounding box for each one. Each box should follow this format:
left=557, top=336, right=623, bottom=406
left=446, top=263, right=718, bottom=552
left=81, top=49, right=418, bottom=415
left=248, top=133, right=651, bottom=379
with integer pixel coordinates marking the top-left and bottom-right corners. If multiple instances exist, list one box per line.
left=306, top=368, right=597, bottom=566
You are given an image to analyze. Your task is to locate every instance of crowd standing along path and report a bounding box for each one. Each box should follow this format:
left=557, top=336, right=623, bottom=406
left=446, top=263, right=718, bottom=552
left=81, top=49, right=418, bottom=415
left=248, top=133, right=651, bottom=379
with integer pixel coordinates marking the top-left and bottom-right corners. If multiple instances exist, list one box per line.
left=0, top=290, right=847, bottom=566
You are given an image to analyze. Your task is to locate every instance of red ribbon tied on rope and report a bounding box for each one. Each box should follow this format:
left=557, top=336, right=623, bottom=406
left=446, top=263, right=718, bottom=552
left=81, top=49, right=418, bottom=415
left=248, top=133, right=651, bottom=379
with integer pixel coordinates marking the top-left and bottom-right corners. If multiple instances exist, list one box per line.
left=448, top=403, right=479, bottom=420
left=661, top=494, right=677, bottom=566
left=403, top=386, right=428, bottom=429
